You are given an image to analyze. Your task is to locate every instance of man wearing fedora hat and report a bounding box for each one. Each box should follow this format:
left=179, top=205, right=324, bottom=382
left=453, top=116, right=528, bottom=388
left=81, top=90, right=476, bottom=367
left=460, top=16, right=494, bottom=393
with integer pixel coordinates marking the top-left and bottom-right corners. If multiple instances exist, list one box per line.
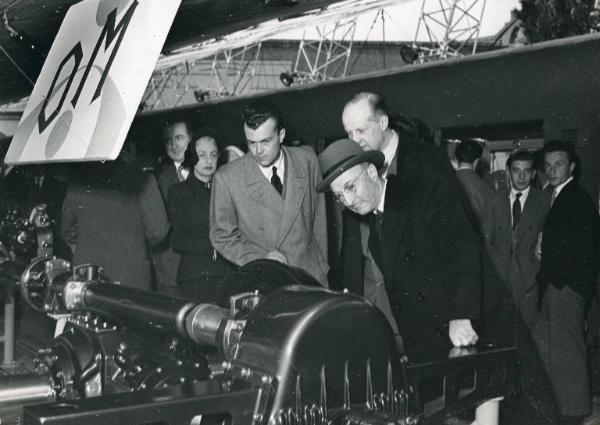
left=318, top=138, right=481, bottom=354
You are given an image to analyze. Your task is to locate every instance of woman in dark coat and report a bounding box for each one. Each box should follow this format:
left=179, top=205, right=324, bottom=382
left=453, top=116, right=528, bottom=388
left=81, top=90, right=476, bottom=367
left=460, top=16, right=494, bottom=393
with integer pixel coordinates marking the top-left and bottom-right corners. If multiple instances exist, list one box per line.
left=167, top=131, right=233, bottom=300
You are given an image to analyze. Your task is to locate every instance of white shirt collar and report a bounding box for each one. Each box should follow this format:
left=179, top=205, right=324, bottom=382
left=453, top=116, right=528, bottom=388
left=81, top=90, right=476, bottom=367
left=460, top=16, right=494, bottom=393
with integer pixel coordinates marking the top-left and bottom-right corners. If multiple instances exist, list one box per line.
left=375, top=178, right=387, bottom=214
left=510, top=186, right=530, bottom=206
left=380, top=132, right=398, bottom=177
left=258, top=150, right=285, bottom=181
left=553, top=176, right=573, bottom=198
left=173, top=160, right=189, bottom=179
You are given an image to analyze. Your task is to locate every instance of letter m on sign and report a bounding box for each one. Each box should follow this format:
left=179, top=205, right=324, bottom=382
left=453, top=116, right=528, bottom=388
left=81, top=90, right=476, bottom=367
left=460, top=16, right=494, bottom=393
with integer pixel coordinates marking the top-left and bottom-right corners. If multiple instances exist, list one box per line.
left=71, top=0, right=139, bottom=108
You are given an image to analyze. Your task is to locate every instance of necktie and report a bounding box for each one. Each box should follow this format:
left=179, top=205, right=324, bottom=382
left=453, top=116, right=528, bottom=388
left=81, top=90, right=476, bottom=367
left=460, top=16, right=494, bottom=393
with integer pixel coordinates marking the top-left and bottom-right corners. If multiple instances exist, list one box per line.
left=512, top=192, right=522, bottom=229
left=271, top=166, right=283, bottom=195
left=369, top=211, right=384, bottom=270
left=176, top=164, right=186, bottom=182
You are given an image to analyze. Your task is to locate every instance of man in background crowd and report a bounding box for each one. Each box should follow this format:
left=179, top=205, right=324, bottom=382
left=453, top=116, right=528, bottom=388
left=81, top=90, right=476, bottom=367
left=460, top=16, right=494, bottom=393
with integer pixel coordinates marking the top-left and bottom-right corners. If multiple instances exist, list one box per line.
left=62, top=142, right=169, bottom=291
left=153, top=119, right=192, bottom=295
left=533, top=140, right=599, bottom=425
left=486, top=150, right=550, bottom=329
left=454, top=140, right=494, bottom=238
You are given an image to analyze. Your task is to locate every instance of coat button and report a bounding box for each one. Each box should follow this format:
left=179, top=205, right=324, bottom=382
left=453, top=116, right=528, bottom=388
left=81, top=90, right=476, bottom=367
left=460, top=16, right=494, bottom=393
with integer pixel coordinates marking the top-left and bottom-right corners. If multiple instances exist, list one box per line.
left=405, top=251, right=415, bottom=261
left=416, top=292, right=426, bottom=301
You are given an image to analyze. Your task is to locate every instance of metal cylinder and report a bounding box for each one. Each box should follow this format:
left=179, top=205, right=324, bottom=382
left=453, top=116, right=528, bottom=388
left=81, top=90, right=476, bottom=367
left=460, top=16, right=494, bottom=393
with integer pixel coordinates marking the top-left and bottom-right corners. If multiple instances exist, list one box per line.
left=0, top=373, right=55, bottom=405
left=76, top=282, right=197, bottom=338
left=185, top=304, right=230, bottom=346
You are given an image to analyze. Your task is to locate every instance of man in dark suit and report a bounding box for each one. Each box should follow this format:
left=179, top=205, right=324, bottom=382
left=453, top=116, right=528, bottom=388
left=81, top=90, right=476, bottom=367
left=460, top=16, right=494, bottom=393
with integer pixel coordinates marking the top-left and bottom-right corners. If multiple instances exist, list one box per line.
left=62, top=153, right=170, bottom=291
left=210, top=100, right=328, bottom=285
left=317, top=138, right=480, bottom=355
left=454, top=140, right=495, bottom=238
left=335, top=92, right=458, bottom=291
left=153, top=119, right=192, bottom=295
left=486, top=150, right=551, bottom=329
left=533, top=140, right=599, bottom=425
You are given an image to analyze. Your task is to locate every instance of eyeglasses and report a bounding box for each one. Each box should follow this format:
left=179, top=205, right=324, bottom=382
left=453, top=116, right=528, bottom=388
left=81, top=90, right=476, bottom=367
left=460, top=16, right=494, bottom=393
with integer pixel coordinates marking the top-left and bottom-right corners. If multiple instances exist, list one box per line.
left=332, top=168, right=367, bottom=203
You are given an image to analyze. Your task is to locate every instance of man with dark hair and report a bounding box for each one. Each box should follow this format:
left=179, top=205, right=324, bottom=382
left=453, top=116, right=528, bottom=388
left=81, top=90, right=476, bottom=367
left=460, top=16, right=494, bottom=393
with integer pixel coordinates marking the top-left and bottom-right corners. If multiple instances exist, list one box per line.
left=454, top=140, right=494, bottom=237
left=157, top=119, right=193, bottom=197
left=153, top=119, right=193, bottom=295
left=533, top=140, right=599, bottom=425
left=487, top=150, right=551, bottom=328
left=210, top=100, right=328, bottom=285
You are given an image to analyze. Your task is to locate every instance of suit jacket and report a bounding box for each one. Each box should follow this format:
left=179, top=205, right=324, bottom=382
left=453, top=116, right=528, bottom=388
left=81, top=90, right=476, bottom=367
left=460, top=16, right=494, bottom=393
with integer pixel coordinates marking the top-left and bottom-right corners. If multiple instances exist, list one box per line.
left=153, top=161, right=182, bottom=287
left=210, top=146, right=329, bottom=285
left=486, top=188, right=550, bottom=329
left=456, top=168, right=494, bottom=237
left=168, top=175, right=231, bottom=282
left=487, top=188, right=550, bottom=286
left=62, top=162, right=169, bottom=291
left=156, top=161, right=180, bottom=203
left=537, top=180, right=599, bottom=300
left=344, top=173, right=481, bottom=355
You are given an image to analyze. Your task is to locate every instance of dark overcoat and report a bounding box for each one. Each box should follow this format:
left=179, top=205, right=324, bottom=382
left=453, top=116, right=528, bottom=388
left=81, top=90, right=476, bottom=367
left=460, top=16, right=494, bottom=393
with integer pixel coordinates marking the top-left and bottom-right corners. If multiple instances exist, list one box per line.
left=168, top=175, right=232, bottom=283
left=61, top=162, right=169, bottom=291
left=345, top=172, right=482, bottom=356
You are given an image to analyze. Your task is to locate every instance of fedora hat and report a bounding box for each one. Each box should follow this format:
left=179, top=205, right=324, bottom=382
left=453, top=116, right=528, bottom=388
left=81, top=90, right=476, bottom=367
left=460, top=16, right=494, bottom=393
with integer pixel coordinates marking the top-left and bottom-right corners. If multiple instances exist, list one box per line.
left=317, top=138, right=384, bottom=192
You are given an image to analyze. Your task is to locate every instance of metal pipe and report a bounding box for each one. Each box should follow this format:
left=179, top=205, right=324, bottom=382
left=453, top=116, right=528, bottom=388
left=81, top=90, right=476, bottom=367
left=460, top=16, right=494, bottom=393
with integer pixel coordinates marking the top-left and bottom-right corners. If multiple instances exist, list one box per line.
left=0, top=373, right=55, bottom=405
left=185, top=304, right=230, bottom=346
left=63, top=281, right=231, bottom=347
left=80, top=282, right=197, bottom=338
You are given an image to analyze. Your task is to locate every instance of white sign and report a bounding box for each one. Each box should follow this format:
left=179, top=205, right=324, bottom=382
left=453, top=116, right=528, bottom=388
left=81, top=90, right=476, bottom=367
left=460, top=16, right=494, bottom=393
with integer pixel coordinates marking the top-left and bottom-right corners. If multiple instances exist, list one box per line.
left=5, top=0, right=181, bottom=164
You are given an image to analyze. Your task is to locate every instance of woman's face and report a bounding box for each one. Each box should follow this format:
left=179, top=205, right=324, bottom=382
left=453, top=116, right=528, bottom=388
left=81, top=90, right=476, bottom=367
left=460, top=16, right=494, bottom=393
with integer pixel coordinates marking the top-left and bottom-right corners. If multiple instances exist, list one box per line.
left=194, top=137, right=218, bottom=181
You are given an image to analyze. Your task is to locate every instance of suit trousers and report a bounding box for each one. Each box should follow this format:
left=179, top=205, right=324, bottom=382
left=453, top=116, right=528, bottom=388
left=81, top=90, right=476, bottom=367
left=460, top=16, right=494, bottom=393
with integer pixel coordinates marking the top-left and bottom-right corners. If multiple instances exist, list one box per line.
left=532, top=284, right=590, bottom=416
left=507, top=255, right=540, bottom=330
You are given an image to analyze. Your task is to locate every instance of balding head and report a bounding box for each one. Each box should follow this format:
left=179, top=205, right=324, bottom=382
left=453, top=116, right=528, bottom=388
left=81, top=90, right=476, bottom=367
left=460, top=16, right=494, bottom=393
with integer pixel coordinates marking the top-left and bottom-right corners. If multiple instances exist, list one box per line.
left=342, top=92, right=391, bottom=151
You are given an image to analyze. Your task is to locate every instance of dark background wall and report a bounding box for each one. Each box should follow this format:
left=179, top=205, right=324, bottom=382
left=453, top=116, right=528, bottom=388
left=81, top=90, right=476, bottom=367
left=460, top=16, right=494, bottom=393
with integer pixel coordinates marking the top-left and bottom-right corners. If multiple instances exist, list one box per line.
left=133, top=33, right=600, bottom=204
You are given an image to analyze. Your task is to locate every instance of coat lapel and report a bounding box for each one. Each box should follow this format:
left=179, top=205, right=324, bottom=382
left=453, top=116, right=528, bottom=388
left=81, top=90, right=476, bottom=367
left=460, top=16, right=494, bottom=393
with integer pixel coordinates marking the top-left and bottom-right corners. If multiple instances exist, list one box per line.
left=244, top=154, right=285, bottom=213
left=276, top=148, right=307, bottom=248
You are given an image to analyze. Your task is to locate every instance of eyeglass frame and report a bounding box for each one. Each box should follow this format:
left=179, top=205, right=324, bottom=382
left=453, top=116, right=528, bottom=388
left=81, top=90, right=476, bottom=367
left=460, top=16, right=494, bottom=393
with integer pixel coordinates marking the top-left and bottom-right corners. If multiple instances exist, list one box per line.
left=332, top=167, right=368, bottom=204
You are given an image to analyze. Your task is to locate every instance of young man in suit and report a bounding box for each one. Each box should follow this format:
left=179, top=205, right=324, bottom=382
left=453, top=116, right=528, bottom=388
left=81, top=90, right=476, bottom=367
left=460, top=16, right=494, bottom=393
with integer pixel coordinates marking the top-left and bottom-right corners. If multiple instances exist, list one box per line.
left=486, top=150, right=551, bottom=329
left=210, top=100, right=328, bottom=286
left=153, top=119, right=192, bottom=295
left=533, top=140, right=599, bottom=425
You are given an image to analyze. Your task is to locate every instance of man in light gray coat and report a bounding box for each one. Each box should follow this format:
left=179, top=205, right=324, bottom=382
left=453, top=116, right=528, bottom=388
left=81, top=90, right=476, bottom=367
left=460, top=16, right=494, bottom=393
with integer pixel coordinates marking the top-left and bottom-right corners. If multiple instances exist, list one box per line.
left=210, top=100, right=328, bottom=286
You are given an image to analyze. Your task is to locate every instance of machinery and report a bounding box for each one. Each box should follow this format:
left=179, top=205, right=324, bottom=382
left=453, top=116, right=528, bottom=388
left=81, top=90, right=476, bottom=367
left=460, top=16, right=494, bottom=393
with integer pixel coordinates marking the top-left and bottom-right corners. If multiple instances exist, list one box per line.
left=0, top=257, right=514, bottom=425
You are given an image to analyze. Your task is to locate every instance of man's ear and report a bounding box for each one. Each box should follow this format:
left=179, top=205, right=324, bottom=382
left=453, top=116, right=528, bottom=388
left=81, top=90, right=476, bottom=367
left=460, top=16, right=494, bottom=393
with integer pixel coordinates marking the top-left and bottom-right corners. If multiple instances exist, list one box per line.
left=569, top=161, right=575, bottom=175
left=279, top=128, right=286, bottom=143
left=366, top=163, right=379, bottom=180
left=379, top=114, right=389, bottom=131
left=531, top=169, right=537, bottom=181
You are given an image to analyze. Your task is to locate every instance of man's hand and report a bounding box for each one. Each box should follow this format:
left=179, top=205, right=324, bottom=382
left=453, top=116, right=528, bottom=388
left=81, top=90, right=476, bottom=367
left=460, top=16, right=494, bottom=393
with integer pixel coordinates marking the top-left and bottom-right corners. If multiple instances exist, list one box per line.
left=264, top=250, right=288, bottom=264
left=449, top=319, right=478, bottom=347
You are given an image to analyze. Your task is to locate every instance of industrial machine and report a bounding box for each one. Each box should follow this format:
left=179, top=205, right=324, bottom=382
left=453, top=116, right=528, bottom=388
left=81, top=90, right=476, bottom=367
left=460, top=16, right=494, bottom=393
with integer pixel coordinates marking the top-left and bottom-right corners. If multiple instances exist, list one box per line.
left=0, top=257, right=514, bottom=425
